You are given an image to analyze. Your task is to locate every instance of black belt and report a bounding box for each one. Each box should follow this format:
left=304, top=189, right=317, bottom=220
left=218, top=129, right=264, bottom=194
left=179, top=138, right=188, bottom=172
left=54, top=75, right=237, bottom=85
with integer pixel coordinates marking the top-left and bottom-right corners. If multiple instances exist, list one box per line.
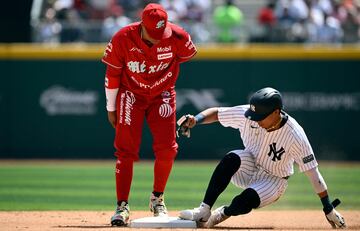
left=282, top=176, right=290, bottom=180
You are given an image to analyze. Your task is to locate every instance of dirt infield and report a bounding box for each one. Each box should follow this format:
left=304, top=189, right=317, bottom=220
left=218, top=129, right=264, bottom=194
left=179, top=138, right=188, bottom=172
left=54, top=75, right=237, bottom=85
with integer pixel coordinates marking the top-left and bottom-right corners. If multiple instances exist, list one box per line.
left=1, top=210, right=359, bottom=231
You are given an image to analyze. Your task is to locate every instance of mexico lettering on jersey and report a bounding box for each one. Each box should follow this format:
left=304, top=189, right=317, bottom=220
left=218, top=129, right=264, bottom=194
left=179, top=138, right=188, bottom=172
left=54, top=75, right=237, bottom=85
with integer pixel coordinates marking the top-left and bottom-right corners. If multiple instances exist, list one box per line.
left=218, top=105, right=318, bottom=178
left=102, top=22, right=197, bottom=96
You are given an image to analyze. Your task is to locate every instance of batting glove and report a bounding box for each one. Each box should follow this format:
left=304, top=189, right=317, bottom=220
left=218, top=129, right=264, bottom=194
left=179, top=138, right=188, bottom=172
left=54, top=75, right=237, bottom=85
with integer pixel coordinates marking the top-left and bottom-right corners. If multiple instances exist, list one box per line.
left=325, top=208, right=346, bottom=229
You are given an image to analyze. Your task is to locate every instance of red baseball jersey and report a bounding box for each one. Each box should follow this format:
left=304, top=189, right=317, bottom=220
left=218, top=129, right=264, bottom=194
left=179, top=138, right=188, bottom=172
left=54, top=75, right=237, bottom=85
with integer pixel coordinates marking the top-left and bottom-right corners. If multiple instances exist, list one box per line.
left=102, top=22, right=197, bottom=96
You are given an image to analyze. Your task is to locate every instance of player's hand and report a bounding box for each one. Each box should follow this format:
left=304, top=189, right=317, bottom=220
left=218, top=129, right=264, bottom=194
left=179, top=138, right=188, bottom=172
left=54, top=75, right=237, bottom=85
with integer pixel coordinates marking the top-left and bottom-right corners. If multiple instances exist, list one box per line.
left=176, top=114, right=196, bottom=138
left=107, top=111, right=117, bottom=128
left=325, top=208, right=346, bottom=229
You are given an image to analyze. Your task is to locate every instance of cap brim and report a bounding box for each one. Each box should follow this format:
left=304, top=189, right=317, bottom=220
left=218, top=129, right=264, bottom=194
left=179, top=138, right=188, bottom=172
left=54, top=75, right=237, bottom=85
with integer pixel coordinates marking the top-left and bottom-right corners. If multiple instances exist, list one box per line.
left=146, top=23, right=172, bottom=40
left=244, top=109, right=268, bottom=121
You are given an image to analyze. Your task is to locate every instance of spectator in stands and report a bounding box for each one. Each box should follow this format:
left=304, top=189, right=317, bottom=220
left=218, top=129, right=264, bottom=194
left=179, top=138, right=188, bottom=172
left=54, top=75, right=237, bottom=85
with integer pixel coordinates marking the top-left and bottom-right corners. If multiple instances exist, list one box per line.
left=256, top=0, right=277, bottom=42
left=57, top=10, right=84, bottom=42
left=160, top=0, right=188, bottom=23
left=118, top=0, right=144, bottom=19
left=258, top=1, right=277, bottom=27
left=275, top=0, right=309, bottom=42
left=36, top=7, right=62, bottom=43
left=306, top=0, right=342, bottom=43
left=335, top=0, right=360, bottom=43
left=319, top=13, right=343, bottom=42
left=213, top=0, right=244, bottom=43
left=179, top=0, right=212, bottom=43
left=34, top=0, right=360, bottom=44
left=89, top=0, right=112, bottom=19
left=305, top=0, right=326, bottom=42
left=275, top=0, right=309, bottom=21
left=72, top=0, right=88, bottom=19
left=101, top=4, right=132, bottom=41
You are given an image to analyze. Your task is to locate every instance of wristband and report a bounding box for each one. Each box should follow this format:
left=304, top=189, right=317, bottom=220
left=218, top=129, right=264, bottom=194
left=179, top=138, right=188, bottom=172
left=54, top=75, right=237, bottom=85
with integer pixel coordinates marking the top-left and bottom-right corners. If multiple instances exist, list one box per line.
left=194, top=113, right=205, bottom=124
left=321, top=195, right=333, bottom=214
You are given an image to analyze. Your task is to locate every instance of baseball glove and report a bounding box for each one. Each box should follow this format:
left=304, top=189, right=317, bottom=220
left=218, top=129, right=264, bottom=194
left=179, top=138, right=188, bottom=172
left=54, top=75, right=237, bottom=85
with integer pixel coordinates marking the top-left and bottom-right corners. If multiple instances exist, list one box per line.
left=176, top=115, right=191, bottom=138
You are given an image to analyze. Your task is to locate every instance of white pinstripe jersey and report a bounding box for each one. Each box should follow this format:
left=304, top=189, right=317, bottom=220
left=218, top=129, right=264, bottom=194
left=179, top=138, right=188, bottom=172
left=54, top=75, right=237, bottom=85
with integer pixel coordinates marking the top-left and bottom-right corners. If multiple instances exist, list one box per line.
left=218, top=105, right=318, bottom=178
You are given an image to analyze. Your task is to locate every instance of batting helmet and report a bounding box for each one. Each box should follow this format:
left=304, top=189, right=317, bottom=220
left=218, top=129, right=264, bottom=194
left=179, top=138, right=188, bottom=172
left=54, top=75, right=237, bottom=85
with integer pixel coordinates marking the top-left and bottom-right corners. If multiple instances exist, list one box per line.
left=244, top=87, right=283, bottom=121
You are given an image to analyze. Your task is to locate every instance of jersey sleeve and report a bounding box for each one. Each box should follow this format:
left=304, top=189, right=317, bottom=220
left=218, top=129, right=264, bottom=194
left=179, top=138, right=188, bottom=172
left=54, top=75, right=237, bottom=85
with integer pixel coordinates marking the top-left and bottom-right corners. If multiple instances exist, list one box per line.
left=101, top=36, right=124, bottom=69
left=218, top=105, right=247, bottom=129
left=105, top=65, right=121, bottom=89
left=176, top=31, right=197, bottom=63
left=291, top=128, right=318, bottom=172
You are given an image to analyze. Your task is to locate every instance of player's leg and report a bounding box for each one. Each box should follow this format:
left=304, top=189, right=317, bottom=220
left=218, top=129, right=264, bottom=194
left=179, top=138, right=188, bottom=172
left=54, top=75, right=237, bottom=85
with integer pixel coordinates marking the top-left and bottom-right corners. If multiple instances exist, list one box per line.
left=206, top=170, right=288, bottom=227
left=146, top=90, right=177, bottom=216
left=248, top=170, right=288, bottom=208
left=180, top=150, right=254, bottom=222
left=111, top=90, right=145, bottom=226
left=204, top=151, right=256, bottom=227
left=223, top=188, right=260, bottom=215
left=202, top=152, right=241, bottom=207
left=205, top=188, right=260, bottom=228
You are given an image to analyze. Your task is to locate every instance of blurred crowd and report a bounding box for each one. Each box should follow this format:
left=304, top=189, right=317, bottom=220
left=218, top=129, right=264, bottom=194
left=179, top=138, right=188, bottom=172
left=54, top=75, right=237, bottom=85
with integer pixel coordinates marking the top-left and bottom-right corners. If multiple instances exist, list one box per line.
left=32, top=0, right=360, bottom=44
left=255, top=0, right=360, bottom=43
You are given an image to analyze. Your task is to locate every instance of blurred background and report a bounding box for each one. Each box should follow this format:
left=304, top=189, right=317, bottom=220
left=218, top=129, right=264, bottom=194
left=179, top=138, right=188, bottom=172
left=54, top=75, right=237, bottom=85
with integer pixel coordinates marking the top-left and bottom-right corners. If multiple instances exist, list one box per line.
left=2, top=0, right=360, bottom=44
left=0, top=0, right=360, bottom=161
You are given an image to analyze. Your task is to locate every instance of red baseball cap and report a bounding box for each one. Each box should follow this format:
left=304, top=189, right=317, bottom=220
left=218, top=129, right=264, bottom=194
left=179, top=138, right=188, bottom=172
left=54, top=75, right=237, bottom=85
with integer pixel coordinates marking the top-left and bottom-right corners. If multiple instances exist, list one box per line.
left=141, top=3, right=172, bottom=40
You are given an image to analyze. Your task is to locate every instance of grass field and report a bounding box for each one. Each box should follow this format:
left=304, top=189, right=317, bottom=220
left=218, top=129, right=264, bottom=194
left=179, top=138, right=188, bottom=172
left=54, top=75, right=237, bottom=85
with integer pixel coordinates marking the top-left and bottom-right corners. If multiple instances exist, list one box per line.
left=0, top=160, right=359, bottom=211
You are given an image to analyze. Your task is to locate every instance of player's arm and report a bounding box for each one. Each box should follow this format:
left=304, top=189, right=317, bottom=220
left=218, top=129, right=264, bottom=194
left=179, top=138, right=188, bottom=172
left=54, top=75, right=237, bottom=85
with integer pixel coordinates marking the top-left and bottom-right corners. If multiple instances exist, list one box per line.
left=304, top=167, right=346, bottom=229
left=176, top=108, right=219, bottom=137
left=105, top=65, right=121, bottom=128
left=102, top=38, right=123, bottom=128
left=176, top=32, right=197, bottom=63
left=180, top=107, right=219, bottom=128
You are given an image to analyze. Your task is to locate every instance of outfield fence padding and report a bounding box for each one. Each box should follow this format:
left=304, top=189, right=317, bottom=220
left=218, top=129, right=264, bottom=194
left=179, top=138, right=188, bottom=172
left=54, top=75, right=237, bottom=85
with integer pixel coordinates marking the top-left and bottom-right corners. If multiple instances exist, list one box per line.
left=0, top=44, right=359, bottom=160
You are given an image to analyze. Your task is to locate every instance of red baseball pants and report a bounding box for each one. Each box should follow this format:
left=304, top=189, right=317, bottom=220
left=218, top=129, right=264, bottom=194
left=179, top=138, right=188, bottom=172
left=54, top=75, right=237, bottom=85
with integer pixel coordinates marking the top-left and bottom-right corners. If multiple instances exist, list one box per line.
left=113, top=88, right=178, bottom=202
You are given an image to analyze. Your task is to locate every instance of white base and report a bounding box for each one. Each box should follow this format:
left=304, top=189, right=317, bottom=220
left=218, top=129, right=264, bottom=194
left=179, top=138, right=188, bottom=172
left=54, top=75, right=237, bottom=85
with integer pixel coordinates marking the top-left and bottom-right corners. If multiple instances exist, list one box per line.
left=130, top=216, right=197, bottom=228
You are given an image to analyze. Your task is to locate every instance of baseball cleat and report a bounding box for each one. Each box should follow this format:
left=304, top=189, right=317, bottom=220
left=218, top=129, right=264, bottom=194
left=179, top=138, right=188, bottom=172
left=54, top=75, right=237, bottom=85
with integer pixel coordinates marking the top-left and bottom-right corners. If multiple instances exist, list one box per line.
left=111, top=201, right=130, bottom=226
left=205, top=206, right=229, bottom=228
left=179, top=202, right=211, bottom=222
left=149, top=193, right=168, bottom=217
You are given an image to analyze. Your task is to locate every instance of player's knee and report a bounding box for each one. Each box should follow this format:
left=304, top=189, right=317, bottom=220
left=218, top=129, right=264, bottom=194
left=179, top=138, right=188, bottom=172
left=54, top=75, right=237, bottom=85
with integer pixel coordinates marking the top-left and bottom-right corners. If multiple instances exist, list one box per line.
left=225, top=188, right=260, bottom=216
left=115, top=151, right=139, bottom=161
left=116, top=153, right=138, bottom=162
left=154, top=147, right=178, bottom=161
left=218, top=152, right=241, bottom=173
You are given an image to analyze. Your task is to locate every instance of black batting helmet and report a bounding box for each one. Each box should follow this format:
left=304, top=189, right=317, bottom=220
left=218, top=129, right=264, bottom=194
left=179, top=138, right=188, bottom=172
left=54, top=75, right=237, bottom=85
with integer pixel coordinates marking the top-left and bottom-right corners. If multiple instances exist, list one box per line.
left=244, top=87, right=283, bottom=121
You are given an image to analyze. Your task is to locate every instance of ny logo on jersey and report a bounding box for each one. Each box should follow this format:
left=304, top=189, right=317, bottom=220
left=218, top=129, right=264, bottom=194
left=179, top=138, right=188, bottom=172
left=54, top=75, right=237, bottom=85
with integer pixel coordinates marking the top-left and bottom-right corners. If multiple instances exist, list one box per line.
left=268, top=143, right=285, bottom=162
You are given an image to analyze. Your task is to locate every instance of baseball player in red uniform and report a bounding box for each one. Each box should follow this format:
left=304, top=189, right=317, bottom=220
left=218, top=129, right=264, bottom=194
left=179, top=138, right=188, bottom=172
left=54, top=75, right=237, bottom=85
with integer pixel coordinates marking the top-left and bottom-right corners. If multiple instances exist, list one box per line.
left=101, top=3, right=197, bottom=226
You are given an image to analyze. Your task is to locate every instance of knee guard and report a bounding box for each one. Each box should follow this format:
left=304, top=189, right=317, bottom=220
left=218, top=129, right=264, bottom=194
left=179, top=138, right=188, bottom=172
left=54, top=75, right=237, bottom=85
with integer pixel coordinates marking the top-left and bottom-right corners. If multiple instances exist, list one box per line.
left=225, top=188, right=261, bottom=216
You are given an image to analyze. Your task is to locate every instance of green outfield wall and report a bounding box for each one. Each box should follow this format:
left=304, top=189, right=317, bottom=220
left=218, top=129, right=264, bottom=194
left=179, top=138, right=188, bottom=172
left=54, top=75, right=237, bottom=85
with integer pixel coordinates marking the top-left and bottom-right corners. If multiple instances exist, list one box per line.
left=0, top=44, right=359, bottom=160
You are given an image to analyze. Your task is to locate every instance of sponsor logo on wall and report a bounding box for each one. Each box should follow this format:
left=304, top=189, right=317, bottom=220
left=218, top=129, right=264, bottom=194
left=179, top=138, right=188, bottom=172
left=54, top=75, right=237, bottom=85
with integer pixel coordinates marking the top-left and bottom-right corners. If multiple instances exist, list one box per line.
left=281, top=92, right=360, bottom=111
left=40, top=85, right=99, bottom=115
left=177, top=90, right=360, bottom=112
left=39, top=87, right=360, bottom=117
left=176, top=89, right=228, bottom=111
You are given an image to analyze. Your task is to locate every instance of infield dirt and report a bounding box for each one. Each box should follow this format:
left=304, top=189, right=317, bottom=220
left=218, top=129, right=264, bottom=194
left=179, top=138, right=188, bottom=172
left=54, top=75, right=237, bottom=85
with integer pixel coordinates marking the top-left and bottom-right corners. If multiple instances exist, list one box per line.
left=1, top=210, right=359, bottom=231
